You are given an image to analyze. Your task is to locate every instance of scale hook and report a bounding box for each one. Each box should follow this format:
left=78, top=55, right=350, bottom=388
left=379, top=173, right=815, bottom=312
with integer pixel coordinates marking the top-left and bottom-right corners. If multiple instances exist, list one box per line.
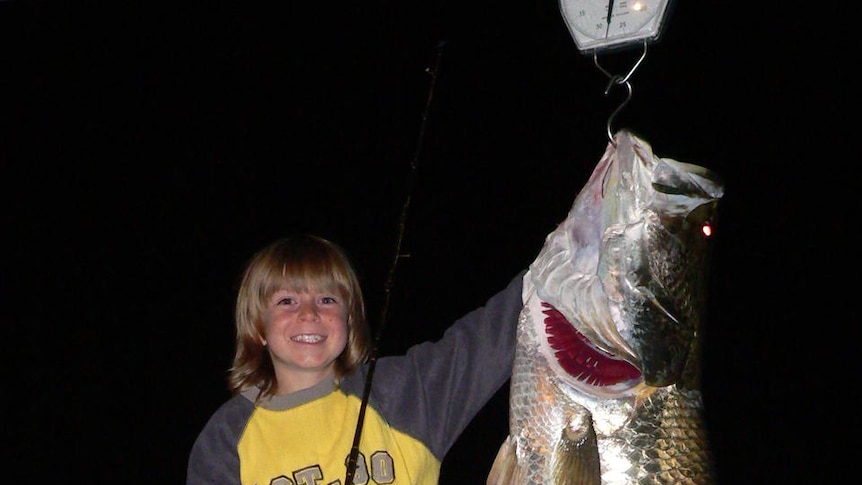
left=593, top=40, right=648, bottom=146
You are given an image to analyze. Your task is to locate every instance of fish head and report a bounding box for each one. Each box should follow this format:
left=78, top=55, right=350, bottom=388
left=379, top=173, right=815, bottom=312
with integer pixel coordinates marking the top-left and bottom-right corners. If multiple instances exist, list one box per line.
left=598, top=132, right=724, bottom=388
left=528, top=131, right=723, bottom=396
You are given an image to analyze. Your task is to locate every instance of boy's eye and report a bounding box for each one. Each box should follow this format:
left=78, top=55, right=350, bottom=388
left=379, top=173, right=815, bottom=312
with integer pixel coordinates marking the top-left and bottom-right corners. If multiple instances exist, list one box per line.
left=320, top=296, right=337, bottom=304
left=276, top=297, right=294, bottom=306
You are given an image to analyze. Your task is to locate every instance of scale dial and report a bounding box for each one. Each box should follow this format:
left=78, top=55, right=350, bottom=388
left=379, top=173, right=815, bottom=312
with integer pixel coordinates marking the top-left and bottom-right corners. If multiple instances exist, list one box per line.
left=560, top=0, right=673, bottom=53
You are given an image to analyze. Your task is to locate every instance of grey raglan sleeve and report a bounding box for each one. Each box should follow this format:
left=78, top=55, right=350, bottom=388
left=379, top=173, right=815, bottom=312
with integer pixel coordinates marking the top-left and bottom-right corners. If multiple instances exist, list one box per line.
left=367, top=270, right=526, bottom=459
left=186, top=395, right=254, bottom=485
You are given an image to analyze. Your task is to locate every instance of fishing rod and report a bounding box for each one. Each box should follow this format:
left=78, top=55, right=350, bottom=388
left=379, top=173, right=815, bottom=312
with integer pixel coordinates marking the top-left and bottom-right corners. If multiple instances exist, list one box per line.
left=345, top=41, right=446, bottom=485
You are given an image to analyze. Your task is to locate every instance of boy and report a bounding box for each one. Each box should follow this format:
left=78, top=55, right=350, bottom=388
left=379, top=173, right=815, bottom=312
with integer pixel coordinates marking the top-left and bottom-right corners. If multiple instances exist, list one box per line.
left=187, top=234, right=524, bottom=484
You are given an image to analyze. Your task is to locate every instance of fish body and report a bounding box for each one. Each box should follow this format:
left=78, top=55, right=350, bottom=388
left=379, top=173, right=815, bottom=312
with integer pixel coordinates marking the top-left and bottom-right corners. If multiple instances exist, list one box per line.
left=488, top=130, right=723, bottom=485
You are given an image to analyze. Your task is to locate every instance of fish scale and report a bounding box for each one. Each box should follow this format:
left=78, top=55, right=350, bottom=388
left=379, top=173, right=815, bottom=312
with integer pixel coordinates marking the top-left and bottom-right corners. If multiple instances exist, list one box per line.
left=488, top=130, right=722, bottom=485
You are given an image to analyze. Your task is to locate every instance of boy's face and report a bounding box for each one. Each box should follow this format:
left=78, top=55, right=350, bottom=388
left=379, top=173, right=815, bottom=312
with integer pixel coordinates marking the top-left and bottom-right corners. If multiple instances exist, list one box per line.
left=262, top=286, right=349, bottom=394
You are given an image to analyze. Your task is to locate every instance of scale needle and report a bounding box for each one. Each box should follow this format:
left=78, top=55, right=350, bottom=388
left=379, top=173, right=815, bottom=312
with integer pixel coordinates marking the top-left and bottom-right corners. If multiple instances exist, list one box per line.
left=605, top=0, right=614, bottom=37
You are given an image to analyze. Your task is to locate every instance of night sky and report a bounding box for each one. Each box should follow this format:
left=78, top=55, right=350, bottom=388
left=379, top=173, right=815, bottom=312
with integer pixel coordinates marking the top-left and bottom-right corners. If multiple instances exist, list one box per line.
left=2, top=1, right=853, bottom=484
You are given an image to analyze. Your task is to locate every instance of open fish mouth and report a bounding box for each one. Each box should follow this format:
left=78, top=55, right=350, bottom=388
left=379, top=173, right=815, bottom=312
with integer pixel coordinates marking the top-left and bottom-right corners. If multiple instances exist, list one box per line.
left=542, top=302, right=641, bottom=389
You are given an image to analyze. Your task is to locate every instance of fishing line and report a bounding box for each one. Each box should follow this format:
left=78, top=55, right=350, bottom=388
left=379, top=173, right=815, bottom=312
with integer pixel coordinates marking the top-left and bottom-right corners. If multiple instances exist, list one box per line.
left=345, top=41, right=446, bottom=485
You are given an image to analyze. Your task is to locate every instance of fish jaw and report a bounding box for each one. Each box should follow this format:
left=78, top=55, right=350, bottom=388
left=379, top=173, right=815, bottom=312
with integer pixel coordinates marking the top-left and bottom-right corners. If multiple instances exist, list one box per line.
left=524, top=288, right=647, bottom=415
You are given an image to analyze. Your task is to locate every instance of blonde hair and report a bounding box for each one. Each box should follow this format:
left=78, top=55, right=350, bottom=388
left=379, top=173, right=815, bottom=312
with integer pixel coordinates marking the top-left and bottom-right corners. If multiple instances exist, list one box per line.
left=228, top=235, right=370, bottom=399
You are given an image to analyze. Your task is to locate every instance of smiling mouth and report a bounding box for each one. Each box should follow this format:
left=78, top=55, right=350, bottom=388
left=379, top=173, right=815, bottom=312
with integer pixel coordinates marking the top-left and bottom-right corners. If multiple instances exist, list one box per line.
left=541, top=302, right=641, bottom=387
left=291, top=334, right=325, bottom=344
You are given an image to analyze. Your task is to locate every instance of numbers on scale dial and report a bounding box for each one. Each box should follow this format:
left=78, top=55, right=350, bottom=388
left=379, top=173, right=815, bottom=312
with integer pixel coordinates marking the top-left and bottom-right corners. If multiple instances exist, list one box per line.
left=564, top=0, right=664, bottom=43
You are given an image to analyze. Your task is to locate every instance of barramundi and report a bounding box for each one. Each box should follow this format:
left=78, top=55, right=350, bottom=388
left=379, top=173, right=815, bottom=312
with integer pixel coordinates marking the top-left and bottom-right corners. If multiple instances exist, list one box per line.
left=488, top=130, right=724, bottom=485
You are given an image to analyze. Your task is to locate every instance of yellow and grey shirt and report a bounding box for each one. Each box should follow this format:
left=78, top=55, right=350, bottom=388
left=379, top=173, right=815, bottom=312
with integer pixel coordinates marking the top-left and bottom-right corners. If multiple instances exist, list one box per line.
left=187, top=273, right=523, bottom=485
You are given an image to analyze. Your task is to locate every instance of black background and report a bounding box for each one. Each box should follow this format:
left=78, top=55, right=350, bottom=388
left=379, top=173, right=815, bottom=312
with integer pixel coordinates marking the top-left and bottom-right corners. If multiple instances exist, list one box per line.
left=2, top=1, right=854, bottom=483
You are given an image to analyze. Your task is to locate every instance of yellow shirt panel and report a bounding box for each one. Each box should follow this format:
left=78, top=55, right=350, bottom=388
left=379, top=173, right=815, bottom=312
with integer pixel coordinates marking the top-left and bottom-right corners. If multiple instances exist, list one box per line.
left=238, top=389, right=439, bottom=485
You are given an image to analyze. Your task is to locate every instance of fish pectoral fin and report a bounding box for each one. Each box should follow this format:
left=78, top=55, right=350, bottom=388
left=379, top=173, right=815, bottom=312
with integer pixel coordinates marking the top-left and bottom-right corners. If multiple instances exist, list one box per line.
left=486, top=435, right=517, bottom=485
left=553, top=414, right=602, bottom=485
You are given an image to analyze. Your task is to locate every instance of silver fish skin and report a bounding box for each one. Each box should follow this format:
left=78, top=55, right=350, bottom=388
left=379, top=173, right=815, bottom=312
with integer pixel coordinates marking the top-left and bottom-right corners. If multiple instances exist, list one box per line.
left=488, top=130, right=724, bottom=485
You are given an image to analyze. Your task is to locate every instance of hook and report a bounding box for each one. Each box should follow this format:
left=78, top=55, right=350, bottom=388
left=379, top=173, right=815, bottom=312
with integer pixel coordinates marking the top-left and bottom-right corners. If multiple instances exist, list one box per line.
left=593, top=40, right=648, bottom=146
left=603, top=77, right=632, bottom=146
